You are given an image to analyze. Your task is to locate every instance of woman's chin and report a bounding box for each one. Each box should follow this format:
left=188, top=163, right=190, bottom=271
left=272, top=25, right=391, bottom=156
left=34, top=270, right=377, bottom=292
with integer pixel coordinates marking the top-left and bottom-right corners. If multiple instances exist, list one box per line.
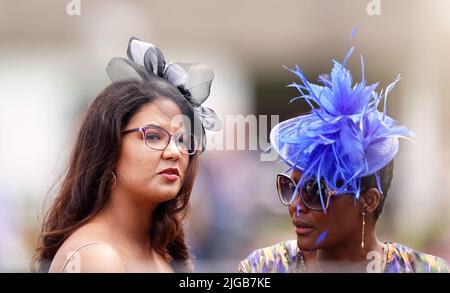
left=154, top=186, right=181, bottom=201
left=296, top=235, right=318, bottom=252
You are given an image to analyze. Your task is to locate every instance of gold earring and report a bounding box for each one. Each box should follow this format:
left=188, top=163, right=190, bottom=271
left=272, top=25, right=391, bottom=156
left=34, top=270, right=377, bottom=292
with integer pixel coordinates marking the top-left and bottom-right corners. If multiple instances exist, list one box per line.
left=111, top=172, right=117, bottom=189
left=361, top=210, right=366, bottom=249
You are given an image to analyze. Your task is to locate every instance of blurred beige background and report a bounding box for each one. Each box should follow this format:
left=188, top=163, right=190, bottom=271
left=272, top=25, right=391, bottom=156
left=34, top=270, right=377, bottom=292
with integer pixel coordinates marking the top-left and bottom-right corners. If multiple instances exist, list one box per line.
left=0, top=0, right=449, bottom=272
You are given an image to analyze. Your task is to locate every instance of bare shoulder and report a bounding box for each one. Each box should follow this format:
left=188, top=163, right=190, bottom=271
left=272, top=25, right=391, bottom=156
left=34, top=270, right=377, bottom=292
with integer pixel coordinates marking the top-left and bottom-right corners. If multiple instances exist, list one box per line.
left=49, top=222, right=125, bottom=273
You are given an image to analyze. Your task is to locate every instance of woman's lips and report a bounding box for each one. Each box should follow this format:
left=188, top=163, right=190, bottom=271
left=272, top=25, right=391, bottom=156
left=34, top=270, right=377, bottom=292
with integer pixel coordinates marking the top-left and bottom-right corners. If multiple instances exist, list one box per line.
left=292, top=218, right=315, bottom=235
left=295, top=226, right=315, bottom=235
left=158, top=168, right=180, bottom=182
left=159, top=173, right=179, bottom=181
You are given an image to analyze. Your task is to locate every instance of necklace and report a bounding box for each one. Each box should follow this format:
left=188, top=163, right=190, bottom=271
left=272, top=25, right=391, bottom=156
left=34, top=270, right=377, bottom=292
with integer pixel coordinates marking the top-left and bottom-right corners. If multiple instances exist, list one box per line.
left=316, top=250, right=323, bottom=273
left=297, top=243, right=390, bottom=273
left=297, top=250, right=307, bottom=272
left=380, top=243, right=390, bottom=273
left=296, top=249, right=322, bottom=273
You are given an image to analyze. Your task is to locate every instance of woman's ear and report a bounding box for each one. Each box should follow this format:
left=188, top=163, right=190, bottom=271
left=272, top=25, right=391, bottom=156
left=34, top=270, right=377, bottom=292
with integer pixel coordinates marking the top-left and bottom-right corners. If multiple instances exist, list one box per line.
left=360, top=188, right=381, bottom=214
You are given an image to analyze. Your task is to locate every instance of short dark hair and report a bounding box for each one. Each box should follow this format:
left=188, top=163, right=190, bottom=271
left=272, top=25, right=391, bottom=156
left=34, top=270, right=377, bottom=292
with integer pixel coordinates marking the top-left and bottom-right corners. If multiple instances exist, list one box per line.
left=360, top=160, right=394, bottom=220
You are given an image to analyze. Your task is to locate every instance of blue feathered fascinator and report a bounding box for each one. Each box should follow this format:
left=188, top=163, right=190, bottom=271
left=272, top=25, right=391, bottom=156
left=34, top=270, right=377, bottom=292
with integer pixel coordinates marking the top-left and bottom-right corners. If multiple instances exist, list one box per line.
left=270, top=46, right=415, bottom=210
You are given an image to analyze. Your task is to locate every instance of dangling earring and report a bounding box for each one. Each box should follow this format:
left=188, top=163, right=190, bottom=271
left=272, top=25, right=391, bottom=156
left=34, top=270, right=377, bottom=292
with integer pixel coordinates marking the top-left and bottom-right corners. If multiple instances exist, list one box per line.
left=111, top=172, right=117, bottom=189
left=361, top=210, right=366, bottom=249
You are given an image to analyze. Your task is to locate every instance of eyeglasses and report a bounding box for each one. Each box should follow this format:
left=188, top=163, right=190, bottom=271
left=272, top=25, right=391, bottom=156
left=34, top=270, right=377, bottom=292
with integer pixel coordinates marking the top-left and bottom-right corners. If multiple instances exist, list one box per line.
left=122, top=125, right=199, bottom=155
left=276, top=173, right=337, bottom=211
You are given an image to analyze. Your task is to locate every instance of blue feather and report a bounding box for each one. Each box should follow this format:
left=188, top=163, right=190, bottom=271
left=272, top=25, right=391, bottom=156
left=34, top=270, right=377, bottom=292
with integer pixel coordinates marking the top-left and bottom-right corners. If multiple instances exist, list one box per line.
left=274, top=42, right=414, bottom=202
left=342, top=47, right=355, bottom=67
left=315, top=230, right=328, bottom=246
left=351, top=27, right=359, bottom=40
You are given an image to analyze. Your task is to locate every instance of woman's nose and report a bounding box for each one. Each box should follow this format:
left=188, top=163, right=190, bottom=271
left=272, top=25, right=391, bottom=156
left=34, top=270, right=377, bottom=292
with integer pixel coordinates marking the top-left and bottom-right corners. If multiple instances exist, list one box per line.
left=289, top=192, right=308, bottom=216
left=161, top=137, right=182, bottom=160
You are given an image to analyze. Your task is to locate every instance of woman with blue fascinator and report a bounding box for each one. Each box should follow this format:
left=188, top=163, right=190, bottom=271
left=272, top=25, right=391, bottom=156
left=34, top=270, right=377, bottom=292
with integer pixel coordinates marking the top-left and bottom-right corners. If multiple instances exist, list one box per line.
left=33, top=38, right=220, bottom=273
left=239, top=45, right=449, bottom=273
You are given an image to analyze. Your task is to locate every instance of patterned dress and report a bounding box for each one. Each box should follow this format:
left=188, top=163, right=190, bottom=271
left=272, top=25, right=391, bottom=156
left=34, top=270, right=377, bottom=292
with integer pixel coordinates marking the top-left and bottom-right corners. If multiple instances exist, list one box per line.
left=238, top=240, right=449, bottom=273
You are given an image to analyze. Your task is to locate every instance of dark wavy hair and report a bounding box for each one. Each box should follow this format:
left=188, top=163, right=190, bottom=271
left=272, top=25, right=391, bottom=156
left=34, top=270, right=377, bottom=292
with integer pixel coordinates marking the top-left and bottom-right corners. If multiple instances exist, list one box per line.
left=33, top=76, right=203, bottom=272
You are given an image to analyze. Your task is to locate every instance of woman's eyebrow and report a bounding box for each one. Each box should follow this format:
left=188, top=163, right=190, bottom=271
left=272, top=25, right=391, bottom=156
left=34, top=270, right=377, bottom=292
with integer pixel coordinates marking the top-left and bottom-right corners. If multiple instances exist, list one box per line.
left=173, top=124, right=187, bottom=133
left=143, top=122, right=186, bottom=133
left=167, top=121, right=187, bottom=133
left=143, top=122, right=161, bottom=127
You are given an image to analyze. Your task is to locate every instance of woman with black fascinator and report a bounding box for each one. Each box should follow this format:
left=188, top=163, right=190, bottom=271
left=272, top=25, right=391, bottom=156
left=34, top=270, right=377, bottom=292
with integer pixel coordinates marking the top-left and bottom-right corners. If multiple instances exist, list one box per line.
left=33, top=38, right=220, bottom=273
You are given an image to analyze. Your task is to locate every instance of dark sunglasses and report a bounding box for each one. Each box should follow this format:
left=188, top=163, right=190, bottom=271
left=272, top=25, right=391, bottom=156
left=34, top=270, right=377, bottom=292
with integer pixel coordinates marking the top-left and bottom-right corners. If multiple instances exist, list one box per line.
left=276, top=173, right=336, bottom=211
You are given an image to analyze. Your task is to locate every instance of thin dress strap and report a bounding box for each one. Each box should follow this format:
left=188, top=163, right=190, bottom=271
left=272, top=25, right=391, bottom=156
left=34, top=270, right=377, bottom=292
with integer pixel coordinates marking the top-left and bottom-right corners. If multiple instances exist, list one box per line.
left=59, top=242, right=104, bottom=273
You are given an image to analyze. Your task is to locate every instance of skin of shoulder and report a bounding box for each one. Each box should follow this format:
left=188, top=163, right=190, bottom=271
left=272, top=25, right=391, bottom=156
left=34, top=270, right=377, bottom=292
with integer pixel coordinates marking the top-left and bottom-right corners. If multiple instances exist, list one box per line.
left=49, top=241, right=125, bottom=273
left=48, top=222, right=125, bottom=273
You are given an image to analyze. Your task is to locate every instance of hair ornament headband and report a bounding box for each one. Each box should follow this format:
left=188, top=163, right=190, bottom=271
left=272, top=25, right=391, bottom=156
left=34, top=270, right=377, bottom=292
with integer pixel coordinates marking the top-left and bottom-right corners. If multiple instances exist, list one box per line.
left=106, top=37, right=221, bottom=132
left=270, top=44, right=415, bottom=212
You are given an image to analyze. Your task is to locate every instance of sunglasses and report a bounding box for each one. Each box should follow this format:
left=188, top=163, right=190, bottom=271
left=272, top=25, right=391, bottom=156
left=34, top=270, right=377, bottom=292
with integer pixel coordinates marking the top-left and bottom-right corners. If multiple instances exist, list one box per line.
left=276, top=173, right=337, bottom=211
left=122, top=125, right=199, bottom=155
